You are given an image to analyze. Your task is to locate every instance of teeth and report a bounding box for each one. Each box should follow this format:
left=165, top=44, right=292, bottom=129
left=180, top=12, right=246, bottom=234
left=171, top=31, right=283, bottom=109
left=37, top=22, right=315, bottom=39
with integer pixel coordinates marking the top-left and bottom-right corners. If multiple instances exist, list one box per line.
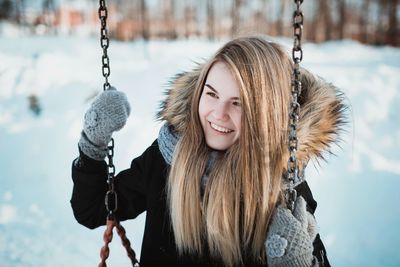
left=210, top=122, right=233, bottom=133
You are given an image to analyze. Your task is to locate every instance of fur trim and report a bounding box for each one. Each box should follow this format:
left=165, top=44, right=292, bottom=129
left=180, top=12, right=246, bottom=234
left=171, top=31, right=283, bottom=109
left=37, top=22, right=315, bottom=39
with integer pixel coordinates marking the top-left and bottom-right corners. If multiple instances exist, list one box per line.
left=157, top=64, right=202, bottom=134
left=157, top=65, right=347, bottom=169
left=296, top=68, right=348, bottom=167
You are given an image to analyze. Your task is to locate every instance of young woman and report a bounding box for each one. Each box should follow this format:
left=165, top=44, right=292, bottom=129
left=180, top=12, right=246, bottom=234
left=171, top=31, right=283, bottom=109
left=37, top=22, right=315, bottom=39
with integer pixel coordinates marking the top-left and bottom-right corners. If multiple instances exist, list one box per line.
left=71, top=36, right=345, bottom=267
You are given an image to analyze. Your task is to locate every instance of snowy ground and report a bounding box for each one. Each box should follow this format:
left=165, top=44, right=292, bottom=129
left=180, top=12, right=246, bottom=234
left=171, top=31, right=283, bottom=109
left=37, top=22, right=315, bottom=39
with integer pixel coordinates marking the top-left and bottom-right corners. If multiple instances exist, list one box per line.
left=0, top=34, right=399, bottom=267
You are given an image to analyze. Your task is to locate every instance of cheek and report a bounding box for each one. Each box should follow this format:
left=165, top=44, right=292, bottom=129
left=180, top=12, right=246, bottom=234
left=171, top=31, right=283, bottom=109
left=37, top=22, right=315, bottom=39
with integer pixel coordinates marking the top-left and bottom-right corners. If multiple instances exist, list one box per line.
left=232, top=111, right=241, bottom=131
left=198, top=95, right=211, bottom=118
left=198, top=96, right=206, bottom=118
left=198, top=96, right=209, bottom=131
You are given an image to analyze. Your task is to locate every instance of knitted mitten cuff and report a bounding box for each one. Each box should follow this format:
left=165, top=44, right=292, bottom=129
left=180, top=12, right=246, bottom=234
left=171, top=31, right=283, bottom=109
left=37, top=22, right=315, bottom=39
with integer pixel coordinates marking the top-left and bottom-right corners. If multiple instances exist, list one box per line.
left=278, top=255, right=320, bottom=267
left=78, top=131, right=108, bottom=161
left=269, top=252, right=314, bottom=267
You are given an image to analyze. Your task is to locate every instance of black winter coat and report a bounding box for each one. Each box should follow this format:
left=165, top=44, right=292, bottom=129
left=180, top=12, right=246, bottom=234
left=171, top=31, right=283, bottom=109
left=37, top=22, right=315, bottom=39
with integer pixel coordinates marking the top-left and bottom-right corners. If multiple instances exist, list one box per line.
left=71, top=140, right=330, bottom=267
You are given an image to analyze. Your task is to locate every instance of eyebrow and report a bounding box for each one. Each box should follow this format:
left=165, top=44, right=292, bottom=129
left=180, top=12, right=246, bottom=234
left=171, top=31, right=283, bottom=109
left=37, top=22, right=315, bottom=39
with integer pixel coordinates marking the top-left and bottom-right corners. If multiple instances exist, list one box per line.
left=205, top=84, right=240, bottom=100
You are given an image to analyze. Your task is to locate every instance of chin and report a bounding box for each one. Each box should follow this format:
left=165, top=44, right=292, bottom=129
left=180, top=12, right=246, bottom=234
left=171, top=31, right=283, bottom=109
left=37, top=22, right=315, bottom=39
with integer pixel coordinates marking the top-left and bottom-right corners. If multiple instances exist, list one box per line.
left=206, top=140, right=233, bottom=151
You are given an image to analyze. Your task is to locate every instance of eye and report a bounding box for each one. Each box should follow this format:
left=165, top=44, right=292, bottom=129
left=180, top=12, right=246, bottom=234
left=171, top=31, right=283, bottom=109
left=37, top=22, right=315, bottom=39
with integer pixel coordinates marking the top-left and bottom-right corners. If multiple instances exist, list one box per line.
left=206, top=91, right=218, bottom=98
left=232, top=101, right=241, bottom=107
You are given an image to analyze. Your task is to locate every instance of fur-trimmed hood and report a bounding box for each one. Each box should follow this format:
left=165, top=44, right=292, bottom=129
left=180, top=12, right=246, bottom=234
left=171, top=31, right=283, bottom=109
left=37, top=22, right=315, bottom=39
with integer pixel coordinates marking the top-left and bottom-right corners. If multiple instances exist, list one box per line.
left=157, top=65, right=347, bottom=170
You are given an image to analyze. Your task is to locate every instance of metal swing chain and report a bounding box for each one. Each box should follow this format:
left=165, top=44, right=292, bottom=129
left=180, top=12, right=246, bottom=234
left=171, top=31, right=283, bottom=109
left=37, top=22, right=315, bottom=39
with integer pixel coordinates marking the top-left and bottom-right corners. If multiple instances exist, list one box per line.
left=98, top=1, right=138, bottom=266
left=286, top=0, right=304, bottom=212
left=99, top=0, right=111, bottom=91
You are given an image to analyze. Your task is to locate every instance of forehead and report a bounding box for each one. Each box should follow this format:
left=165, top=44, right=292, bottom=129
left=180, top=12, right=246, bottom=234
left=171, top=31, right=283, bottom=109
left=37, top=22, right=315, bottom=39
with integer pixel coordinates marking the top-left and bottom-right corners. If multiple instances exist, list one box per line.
left=205, top=62, right=240, bottom=96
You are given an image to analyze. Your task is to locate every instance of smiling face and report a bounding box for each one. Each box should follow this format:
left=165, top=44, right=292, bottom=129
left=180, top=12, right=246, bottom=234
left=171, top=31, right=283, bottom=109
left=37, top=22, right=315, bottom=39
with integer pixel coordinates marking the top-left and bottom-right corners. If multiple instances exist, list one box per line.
left=198, top=62, right=242, bottom=151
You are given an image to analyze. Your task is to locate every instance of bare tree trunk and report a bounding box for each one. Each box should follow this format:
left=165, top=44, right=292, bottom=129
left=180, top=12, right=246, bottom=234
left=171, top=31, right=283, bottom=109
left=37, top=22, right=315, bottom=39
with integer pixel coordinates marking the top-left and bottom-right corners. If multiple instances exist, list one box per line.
left=261, top=0, right=269, bottom=35
left=308, top=0, right=318, bottom=42
left=140, top=0, right=149, bottom=40
left=376, top=0, right=388, bottom=45
left=359, top=0, right=370, bottom=43
left=207, top=0, right=215, bottom=40
left=387, top=0, right=398, bottom=46
left=169, top=0, right=177, bottom=39
left=312, top=0, right=333, bottom=42
left=15, top=0, right=21, bottom=24
left=276, top=0, right=287, bottom=36
left=0, top=0, right=12, bottom=20
left=253, top=0, right=268, bottom=36
left=320, top=0, right=332, bottom=41
left=184, top=1, right=198, bottom=38
left=337, top=0, right=346, bottom=39
left=183, top=0, right=192, bottom=39
left=42, top=0, right=55, bottom=34
left=20, top=0, right=26, bottom=25
left=231, top=0, right=241, bottom=37
left=163, top=0, right=177, bottom=39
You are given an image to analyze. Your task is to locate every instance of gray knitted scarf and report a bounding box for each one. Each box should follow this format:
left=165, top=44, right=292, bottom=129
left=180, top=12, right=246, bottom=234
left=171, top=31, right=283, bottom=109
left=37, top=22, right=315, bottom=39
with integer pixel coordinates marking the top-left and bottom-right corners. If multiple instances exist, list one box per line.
left=158, top=123, right=180, bottom=166
left=158, top=123, right=217, bottom=190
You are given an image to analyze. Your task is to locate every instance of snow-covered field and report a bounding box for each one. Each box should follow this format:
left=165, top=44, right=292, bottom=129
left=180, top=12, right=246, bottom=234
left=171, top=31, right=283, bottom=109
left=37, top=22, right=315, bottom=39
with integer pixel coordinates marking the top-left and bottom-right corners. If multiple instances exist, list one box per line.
left=0, top=34, right=399, bottom=266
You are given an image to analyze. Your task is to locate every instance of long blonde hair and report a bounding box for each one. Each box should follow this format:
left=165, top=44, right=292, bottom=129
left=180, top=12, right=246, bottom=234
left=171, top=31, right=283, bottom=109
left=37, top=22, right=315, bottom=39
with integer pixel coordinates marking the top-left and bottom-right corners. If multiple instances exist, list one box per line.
left=167, top=36, right=293, bottom=266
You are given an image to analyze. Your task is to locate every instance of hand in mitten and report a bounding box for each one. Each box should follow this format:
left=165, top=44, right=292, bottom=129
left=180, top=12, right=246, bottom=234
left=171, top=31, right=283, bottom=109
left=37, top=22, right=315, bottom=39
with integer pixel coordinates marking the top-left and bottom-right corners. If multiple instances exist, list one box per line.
left=265, top=196, right=319, bottom=267
left=78, top=87, right=130, bottom=160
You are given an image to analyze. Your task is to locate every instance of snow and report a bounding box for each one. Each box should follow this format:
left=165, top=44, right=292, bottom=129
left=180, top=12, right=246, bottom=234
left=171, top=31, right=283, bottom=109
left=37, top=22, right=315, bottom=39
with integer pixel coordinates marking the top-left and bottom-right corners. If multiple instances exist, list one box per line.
left=0, top=33, right=399, bottom=266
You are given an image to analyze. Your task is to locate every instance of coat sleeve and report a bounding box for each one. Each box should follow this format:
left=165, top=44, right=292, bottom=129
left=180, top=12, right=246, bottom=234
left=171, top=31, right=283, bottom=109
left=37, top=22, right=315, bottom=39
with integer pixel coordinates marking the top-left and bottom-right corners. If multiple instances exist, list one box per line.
left=70, top=142, right=156, bottom=229
left=295, top=181, right=331, bottom=267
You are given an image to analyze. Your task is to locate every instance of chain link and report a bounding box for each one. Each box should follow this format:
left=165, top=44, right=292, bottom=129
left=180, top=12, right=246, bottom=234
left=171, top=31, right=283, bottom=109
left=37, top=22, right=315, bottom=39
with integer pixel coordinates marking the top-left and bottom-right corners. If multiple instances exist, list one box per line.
left=287, top=0, right=304, bottom=211
left=98, top=0, right=115, bottom=219
left=105, top=138, right=117, bottom=217
left=99, top=0, right=111, bottom=91
left=97, top=0, right=138, bottom=265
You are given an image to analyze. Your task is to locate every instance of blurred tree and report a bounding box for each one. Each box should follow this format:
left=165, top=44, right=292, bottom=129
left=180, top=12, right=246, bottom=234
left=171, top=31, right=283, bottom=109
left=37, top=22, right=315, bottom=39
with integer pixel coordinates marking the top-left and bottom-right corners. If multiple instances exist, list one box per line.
left=183, top=1, right=191, bottom=38
left=307, top=0, right=317, bottom=41
left=140, top=0, right=149, bottom=40
left=163, top=0, right=177, bottom=39
left=359, top=0, right=371, bottom=43
left=231, top=0, right=241, bottom=37
left=0, top=0, right=13, bottom=20
left=0, top=0, right=395, bottom=46
left=338, top=0, right=346, bottom=40
left=261, top=0, right=269, bottom=34
left=42, top=0, right=55, bottom=13
left=310, top=0, right=333, bottom=42
left=387, top=0, right=398, bottom=46
left=0, top=0, right=26, bottom=25
left=14, top=0, right=24, bottom=24
left=376, top=0, right=388, bottom=45
left=253, top=0, right=269, bottom=36
left=42, top=0, right=56, bottom=33
left=207, top=0, right=215, bottom=40
left=276, top=0, right=287, bottom=37
left=337, top=0, right=346, bottom=40
left=321, top=0, right=333, bottom=41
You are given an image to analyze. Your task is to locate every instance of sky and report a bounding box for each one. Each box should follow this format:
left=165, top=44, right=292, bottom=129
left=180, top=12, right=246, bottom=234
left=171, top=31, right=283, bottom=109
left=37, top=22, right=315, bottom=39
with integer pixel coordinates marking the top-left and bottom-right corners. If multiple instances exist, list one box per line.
left=0, top=28, right=399, bottom=266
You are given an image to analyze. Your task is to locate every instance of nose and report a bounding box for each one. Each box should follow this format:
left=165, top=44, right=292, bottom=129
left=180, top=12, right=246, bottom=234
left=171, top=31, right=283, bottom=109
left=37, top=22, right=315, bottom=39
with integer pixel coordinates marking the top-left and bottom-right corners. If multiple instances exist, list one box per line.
left=213, top=102, right=229, bottom=121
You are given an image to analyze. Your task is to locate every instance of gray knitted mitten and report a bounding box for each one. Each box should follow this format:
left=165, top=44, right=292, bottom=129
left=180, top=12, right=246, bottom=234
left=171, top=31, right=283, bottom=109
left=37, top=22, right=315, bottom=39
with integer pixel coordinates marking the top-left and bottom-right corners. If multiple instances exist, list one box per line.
left=78, top=87, right=130, bottom=160
left=265, top=196, right=319, bottom=267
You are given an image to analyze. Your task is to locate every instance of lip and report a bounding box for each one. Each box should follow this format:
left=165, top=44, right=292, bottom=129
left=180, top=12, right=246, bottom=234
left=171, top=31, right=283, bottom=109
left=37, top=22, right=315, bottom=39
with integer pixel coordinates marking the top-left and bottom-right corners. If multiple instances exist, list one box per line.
left=208, top=121, right=234, bottom=134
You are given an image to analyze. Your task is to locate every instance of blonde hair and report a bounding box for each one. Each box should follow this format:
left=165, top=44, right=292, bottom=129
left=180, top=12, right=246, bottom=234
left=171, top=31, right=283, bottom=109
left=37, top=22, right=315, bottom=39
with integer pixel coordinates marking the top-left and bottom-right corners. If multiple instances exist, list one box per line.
left=167, top=36, right=293, bottom=266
